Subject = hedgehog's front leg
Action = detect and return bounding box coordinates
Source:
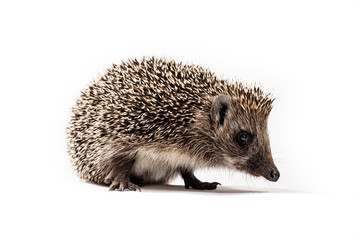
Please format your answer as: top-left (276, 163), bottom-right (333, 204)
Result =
top-left (101, 141), bottom-right (141, 192)
top-left (181, 170), bottom-right (221, 190)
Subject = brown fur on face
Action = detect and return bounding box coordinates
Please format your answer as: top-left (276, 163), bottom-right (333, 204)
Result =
top-left (186, 94), bottom-right (277, 180)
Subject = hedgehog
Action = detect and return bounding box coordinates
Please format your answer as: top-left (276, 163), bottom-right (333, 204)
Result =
top-left (67, 57), bottom-right (279, 191)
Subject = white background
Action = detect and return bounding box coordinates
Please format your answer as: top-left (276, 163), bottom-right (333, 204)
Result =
top-left (1, 0), bottom-right (359, 239)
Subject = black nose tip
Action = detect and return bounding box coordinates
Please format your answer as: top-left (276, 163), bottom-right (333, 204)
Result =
top-left (267, 167), bottom-right (280, 182)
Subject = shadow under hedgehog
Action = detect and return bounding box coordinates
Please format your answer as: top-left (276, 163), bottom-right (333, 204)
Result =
top-left (67, 57), bottom-right (280, 191)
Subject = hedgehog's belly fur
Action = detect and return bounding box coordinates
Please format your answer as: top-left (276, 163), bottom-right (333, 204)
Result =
top-left (131, 147), bottom-right (199, 183)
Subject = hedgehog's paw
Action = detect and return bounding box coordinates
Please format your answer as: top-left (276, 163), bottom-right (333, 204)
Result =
top-left (104, 176), bottom-right (141, 192)
top-left (202, 182), bottom-right (221, 190)
top-left (125, 182), bottom-right (141, 192)
top-left (185, 181), bottom-right (221, 190)
top-left (108, 180), bottom-right (141, 192)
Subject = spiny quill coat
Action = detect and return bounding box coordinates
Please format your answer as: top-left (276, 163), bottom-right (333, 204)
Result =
top-left (67, 57), bottom-right (279, 191)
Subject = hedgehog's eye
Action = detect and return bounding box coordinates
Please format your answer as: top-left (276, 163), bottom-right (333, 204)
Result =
top-left (236, 131), bottom-right (251, 146)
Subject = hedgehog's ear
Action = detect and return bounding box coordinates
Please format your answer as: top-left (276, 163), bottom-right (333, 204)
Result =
top-left (211, 95), bottom-right (232, 129)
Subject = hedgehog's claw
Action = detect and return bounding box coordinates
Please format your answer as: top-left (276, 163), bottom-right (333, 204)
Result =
top-left (127, 182), bottom-right (141, 192)
top-left (118, 182), bottom-right (125, 191)
top-left (109, 182), bottom-right (118, 191)
top-left (204, 182), bottom-right (221, 190)
top-left (104, 178), bottom-right (111, 185)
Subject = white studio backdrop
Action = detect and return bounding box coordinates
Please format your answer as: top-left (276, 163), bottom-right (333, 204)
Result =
top-left (0, 1), bottom-right (359, 240)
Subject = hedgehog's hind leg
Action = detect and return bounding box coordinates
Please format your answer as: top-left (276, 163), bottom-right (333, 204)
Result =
top-left (181, 170), bottom-right (221, 190)
top-left (100, 139), bottom-right (141, 191)
top-left (105, 168), bottom-right (141, 192)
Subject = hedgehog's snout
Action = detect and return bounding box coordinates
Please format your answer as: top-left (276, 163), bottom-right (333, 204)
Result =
top-left (265, 166), bottom-right (280, 182)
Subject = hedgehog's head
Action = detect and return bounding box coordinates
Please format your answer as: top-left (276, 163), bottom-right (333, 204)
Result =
top-left (210, 91), bottom-right (279, 182)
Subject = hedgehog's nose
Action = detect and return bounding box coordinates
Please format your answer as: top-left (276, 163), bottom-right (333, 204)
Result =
top-left (267, 167), bottom-right (280, 182)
